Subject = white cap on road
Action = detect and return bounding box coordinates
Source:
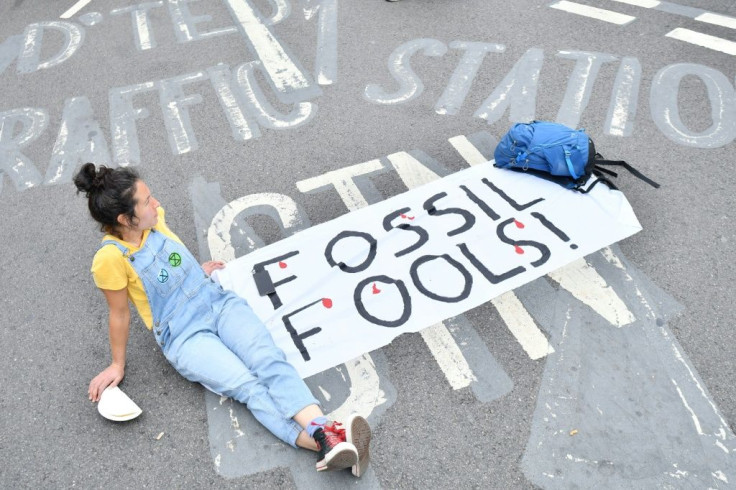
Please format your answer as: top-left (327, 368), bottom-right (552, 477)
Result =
top-left (98, 386), bottom-right (142, 422)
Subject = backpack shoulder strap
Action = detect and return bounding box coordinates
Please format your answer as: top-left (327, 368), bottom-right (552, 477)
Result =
top-left (563, 148), bottom-right (580, 180)
top-left (594, 165), bottom-right (618, 178)
top-left (593, 154), bottom-right (660, 188)
top-left (577, 171), bottom-right (619, 194)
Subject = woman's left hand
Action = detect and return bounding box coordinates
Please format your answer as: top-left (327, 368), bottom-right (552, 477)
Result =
top-left (202, 260), bottom-right (226, 275)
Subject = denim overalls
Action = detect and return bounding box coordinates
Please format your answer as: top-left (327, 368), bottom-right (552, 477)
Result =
top-left (101, 228), bottom-right (318, 446)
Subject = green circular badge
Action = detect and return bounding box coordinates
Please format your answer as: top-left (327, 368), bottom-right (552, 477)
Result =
top-left (168, 252), bottom-right (182, 267)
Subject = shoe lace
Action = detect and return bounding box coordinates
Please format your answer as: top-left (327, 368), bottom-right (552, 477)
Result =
top-left (312, 421), bottom-right (346, 447)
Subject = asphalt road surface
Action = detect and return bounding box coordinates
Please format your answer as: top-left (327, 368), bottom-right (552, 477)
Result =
top-left (1, 0), bottom-right (735, 488)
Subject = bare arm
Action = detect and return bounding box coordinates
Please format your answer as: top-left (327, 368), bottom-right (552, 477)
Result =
top-left (88, 288), bottom-right (130, 402)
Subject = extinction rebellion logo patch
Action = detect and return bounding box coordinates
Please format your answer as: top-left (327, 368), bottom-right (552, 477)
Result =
top-left (168, 252), bottom-right (181, 267)
top-left (158, 269), bottom-right (169, 283)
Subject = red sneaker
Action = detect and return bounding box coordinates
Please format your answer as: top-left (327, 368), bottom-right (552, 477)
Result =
top-left (345, 415), bottom-right (371, 477)
top-left (312, 421), bottom-right (358, 472)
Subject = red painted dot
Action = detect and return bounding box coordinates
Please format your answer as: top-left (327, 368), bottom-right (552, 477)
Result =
top-left (322, 298), bottom-right (333, 308)
top-left (372, 283), bottom-right (381, 294)
top-left (514, 219), bottom-right (525, 229)
top-left (514, 245), bottom-right (524, 254)
top-left (278, 261), bottom-right (287, 268)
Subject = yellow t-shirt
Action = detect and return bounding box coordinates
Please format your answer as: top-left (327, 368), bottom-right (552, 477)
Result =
top-left (91, 207), bottom-right (184, 330)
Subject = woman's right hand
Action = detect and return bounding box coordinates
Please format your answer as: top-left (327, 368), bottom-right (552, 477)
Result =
top-left (88, 363), bottom-right (125, 402)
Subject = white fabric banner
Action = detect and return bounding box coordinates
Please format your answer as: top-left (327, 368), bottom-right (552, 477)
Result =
top-left (214, 163), bottom-right (642, 378)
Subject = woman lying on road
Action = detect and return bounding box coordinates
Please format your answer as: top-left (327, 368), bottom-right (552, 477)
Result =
top-left (75, 163), bottom-right (371, 477)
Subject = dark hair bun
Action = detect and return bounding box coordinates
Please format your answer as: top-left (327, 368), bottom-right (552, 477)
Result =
top-left (74, 163), bottom-right (141, 235)
top-left (74, 163), bottom-right (113, 196)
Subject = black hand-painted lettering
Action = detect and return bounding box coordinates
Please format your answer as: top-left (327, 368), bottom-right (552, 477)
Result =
top-left (457, 243), bottom-right (526, 284)
top-left (324, 230), bottom-right (377, 273)
top-left (281, 299), bottom-right (325, 362)
top-left (382, 208), bottom-right (429, 258)
top-left (252, 250), bottom-right (300, 309)
top-left (253, 270), bottom-right (275, 295)
top-left (482, 178), bottom-right (544, 211)
top-left (460, 184), bottom-right (500, 221)
top-left (496, 218), bottom-right (550, 267)
top-left (531, 212), bottom-right (578, 249)
top-left (353, 275), bottom-right (412, 328)
top-left (423, 192), bottom-right (476, 237)
top-left (410, 254), bottom-right (472, 303)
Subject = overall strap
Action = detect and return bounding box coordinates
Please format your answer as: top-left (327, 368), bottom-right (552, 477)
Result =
top-left (100, 229), bottom-right (161, 259)
top-left (100, 239), bottom-right (128, 255)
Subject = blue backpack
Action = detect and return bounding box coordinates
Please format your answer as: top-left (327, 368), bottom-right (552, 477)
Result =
top-left (494, 121), bottom-right (659, 192)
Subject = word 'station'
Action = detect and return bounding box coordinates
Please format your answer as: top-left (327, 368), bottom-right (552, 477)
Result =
top-left (1, 2), bottom-right (734, 200)
top-left (363, 39), bottom-right (736, 149)
top-left (215, 163), bottom-right (642, 378)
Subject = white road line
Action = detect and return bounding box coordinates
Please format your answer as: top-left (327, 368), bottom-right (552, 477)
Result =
top-left (224, 0), bottom-right (312, 95)
top-left (672, 379), bottom-right (705, 435)
top-left (326, 354), bottom-right (386, 421)
top-left (387, 151), bottom-right (443, 188)
top-left (446, 138), bottom-right (556, 362)
top-left (448, 135), bottom-right (489, 167)
top-left (136, 9), bottom-right (154, 50)
top-left (492, 292), bottom-right (554, 360)
top-left (611, 0), bottom-right (660, 8)
top-left (60, 0), bottom-right (92, 19)
top-left (300, 153), bottom-right (480, 392)
top-left (614, 0), bottom-right (736, 30)
top-left (666, 28), bottom-right (736, 56)
top-left (550, 1), bottom-right (636, 25)
top-left (296, 159), bottom-right (383, 209)
top-left (208, 193), bottom-right (302, 262)
top-left (420, 323), bottom-right (477, 389)
top-left (547, 258), bottom-right (635, 327)
top-left (385, 151), bottom-right (484, 386)
top-left (696, 12), bottom-right (736, 30)
top-left (447, 137), bottom-right (554, 361)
